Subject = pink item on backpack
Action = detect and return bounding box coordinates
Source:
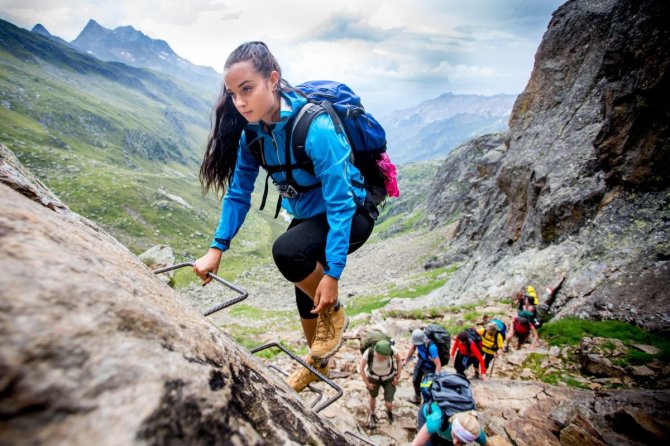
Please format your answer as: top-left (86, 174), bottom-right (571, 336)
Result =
top-left (376, 152), bottom-right (400, 198)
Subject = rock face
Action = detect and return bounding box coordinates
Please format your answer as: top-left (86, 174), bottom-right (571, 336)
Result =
top-left (425, 0), bottom-right (670, 331)
top-left (0, 143), bottom-right (353, 445)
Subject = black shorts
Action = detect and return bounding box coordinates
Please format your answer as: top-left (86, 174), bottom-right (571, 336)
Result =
top-left (272, 207), bottom-right (374, 318)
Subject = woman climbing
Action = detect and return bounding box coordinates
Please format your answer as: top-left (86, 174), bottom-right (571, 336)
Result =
top-left (193, 41), bottom-right (375, 391)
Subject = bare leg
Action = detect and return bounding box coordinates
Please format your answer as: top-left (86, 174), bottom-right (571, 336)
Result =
top-left (295, 261), bottom-right (324, 300)
top-left (296, 262), bottom-right (323, 346)
top-left (300, 317), bottom-right (317, 347)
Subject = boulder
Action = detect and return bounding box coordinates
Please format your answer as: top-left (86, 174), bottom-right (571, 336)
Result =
top-left (505, 419), bottom-right (561, 446)
top-left (139, 245), bottom-right (176, 285)
top-left (0, 146), bottom-right (354, 445)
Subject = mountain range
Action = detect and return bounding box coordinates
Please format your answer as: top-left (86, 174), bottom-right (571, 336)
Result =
top-left (0, 17), bottom-right (285, 278)
top-left (1, 16), bottom-right (519, 283)
top-left (34, 19), bottom-right (220, 93)
top-left (380, 92), bottom-right (516, 163)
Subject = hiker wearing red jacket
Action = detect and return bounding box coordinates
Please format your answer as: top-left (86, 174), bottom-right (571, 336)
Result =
top-left (451, 332), bottom-right (487, 381)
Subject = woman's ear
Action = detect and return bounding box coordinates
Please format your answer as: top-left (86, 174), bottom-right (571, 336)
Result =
top-left (270, 70), bottom-right (280, 90)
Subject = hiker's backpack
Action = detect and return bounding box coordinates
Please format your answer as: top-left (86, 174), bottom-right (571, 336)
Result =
top-left (423, 324), bottom-right (451, 367)
top-left (525, 286), bottom-right (539, 305)
top-left (360, 331), bottom-right (396, 378)
top-left (248, 81), bottom-right (399, 218)
top-left (465, 328), bottom-right (483, 354)
top-left (360, 331), bottom-right (394, 355)
top-left (514, 316), bottom-right (531, 335)
top-left (491, 318), bottom-right (507, 339)
top-left (420, 372), bottom-right (476, 418)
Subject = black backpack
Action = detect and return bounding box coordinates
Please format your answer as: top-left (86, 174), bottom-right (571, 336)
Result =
top-left (421, 372), bottom-right (476, 418)
top-left (424, 324), bottom-right (451, 367)
top-left (465, 328), bottom-right (483, 355)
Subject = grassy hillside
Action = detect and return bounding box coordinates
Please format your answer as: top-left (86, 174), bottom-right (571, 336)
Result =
top-left (0, 18), bottom-right (285, 280)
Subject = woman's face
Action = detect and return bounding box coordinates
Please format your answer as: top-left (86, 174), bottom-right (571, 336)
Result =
top-left (224, 61), bottom-right (279, 123)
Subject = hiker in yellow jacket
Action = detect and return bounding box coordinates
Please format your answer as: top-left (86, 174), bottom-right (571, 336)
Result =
top-left (476, 322), bottom-right (504, 370)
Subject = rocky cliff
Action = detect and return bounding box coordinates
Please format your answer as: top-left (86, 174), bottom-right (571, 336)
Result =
top-left (424, 0), bottom-right (670, 331)
top-left (0, 142), bottom-right (353, 445)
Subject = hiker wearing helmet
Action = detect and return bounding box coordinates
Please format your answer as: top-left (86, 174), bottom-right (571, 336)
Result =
top-left (451, 331), bottom-right (487, 381)
top-left (359, 340), bottom-right (402, 429)
top-left (403, 328), bottom-right (442, 404)
top-left (193, 42), bottom-right (376, 392)
top-left (412, 411), bottom-right (491, 446)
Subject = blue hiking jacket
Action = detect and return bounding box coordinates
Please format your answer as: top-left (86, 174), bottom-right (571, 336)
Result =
top-left (418, 343), bottom-right (439, 369)
top-left (210, 90), bottom-right (368, 279)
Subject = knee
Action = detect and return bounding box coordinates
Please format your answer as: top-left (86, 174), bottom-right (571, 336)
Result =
top-left (272, 239), bottom-right (310, 282)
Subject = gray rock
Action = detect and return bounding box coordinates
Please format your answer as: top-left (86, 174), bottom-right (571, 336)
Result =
top-left (418, 0), bottom-right (670, 331)
top-left (0, 147), bottom-right (353, 445)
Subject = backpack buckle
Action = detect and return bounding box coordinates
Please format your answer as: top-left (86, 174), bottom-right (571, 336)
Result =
top-left (276, 183), bottom-right (299, 199)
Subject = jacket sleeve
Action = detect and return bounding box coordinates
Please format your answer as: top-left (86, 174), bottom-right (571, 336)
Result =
top-left (210, 134), bottom-right (260, 251)
top-left (304, 114), bottom-right (357, 279)
top-left (451, 339), bottom-right (460, 357)
top-left (471, 343), bottom-right (486, 375)
top-left (496, 332), bottom-right (505, 350)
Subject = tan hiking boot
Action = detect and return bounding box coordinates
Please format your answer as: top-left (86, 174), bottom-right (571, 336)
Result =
top-left (287, 356), bottom-right (329, 393)
top-left (310, 304), bottom-right (348, 361)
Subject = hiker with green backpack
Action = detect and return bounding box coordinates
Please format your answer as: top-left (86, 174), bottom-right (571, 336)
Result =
top-left (504, 309), bottom-right (539, 352)
top-left (358, 334), bottom-right (402, 429)
top-left (193, 42), bottom-right (398, 393)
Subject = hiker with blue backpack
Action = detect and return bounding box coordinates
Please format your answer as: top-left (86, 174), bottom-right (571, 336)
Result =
top-left (476, 321), bottom-right (506, 371)
top-left (413, 372), bottom-right (491, 445)
top-left (403, 328), bottom-right (444, 404)
top-left (193, 41), bottom-right (398, 392)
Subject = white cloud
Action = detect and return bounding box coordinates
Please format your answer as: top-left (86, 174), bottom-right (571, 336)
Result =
top-left (0, 0), bottom-right (565, 115)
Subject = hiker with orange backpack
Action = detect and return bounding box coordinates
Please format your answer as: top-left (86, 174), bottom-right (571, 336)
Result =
top-left (451, 331), bottom-right (487, 381)
top-left (193, 42), bottom-right (398, 392)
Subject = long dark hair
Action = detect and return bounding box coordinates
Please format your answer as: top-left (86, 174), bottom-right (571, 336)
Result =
top-left (200, 41), bottom-right (284, 196)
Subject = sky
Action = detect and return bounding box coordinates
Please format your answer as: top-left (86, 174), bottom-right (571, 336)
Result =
top-left (1, 0), bottom-right (565, 115)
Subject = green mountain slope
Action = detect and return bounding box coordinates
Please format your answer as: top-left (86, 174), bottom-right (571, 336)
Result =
top-left (0, 18), bottom-right (285, 281)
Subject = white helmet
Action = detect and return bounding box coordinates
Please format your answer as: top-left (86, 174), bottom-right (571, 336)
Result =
top-left (411, 328), bottom-right (427, 345)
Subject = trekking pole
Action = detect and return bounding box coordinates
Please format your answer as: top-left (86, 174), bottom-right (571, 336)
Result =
top-left (153, 262), bottom-right (248, 316)
top-left (488, 357), bottom-right (495, 378)
top-left (250, 341), bottom-right (343, 413)
top-left (267, 364), bottom-right (324, 409)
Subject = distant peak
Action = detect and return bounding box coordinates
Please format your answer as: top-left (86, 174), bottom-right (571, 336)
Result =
top-left (31, 24), bottom-right (51, 36)
top-left (85, 19), bottom-right (101, 28)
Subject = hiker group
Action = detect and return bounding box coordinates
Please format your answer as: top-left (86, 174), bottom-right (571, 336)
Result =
top-left (354, 285), bottom-right (543, 444)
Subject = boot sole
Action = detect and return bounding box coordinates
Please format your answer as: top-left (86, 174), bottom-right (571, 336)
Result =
top-left (311, 311), bottom-right (349, 362)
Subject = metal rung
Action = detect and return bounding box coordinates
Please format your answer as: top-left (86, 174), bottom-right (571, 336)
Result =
top-left (344, 430), bottom-right (378, 446)
top-left (267, 364), bottom-right (324, 409)
top-left (250, 341), bottom-right (342, 413)
top-left (153, 262), bottom-right (248, 315)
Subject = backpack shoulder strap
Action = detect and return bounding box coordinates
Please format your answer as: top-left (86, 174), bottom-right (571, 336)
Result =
top-left (291, 101), bottom-right (348, 173)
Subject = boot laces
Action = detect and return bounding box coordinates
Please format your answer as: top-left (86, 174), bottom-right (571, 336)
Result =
top-left (314, 310), bottom-right (335, 342)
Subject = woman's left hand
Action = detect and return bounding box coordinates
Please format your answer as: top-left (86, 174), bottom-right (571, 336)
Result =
top-left (311, 275), bottom-right (339, 314)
